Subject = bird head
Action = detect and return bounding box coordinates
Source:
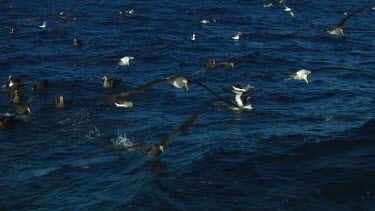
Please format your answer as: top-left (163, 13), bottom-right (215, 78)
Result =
top-left (8, 75), bottom-right (13, 81)
top-left (27, 107), bottom-right (31, 114)
top-left (159, 145), bottom-right (164, 153)
top-left (338, 28), bottom-right (344, 36)
top-left (182, 78), bottom-right (189, 91)
top-left (302, 74), bottom-right (309, 84)
top-left (102, 76), bottom-right (108, 81)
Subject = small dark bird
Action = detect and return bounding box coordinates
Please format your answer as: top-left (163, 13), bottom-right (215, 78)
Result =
top-left (191, 59), bottom-right (234, 76)
top-left (10, 89), bottom-right (23, 104)
top-left (111, 113), bottom-right (198, 156)
top-left (73, 38), bottom-right (82, 47)
top-left (54, 96), bottom-right (65, 108)
top-left (0, 95), bottom-right (38, 116)
top-left (0, 116), bottom-right (15, 129)
top-left (102, 76), bottom-right (120, 88)
top-left (31, 80), bottom-right (49, 91)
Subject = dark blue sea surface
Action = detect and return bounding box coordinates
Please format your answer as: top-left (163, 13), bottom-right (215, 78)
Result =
top-left (1, 0), bottom-right (375, 209)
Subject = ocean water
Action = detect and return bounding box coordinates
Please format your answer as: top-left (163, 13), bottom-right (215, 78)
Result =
top-left (1, 0), bottom-right (374, 209)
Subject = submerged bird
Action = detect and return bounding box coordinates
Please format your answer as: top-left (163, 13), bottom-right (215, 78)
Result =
top-left (38, 21), bottom-right (47, 28)
top-left (69, 45), bottom-right (176, 66)
top-left (31, 80), bottom-right (49, 91)
top-left (54, 96), bottom-right (65, 108)
top-left (73, 38), bottom-right (82, 47)
top-left (0, 95), bottom-right (38, 116)
top-left (284, 6), bottom-right (295, 18)
top-left (326, 6), bottom-right (368, 36)
top-left (102, 76), bottom-right (121, 88)
top-left (250, 67), bottom-right (362, 83)
top-left (0, 115), bottom-right (15, 129)
top-left (110, 113), bottom-right (198, 156)
top-left (105, 76), bottom-right (189, 102)
top-left (232, 32), bottom-right (243, 40)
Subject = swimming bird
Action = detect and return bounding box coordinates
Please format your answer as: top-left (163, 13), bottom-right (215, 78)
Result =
top-left (200, 19), bottom-right (216, 24)
top-left (31, 80), bottom-right (48, 91)
top-left (284, 6), bottom-right (295, 18)
top-left (53, 96), bottom-right (65, 108)
top-left (0, 115), bottom-right (15, 129)
top-left (111, 113), bottom-right (198, 156)
top-left (73, 38), bottom-right (82, 47)
top-left (8, 75), bottom-right (21, 87)
top-left (232, 92), bottom-right (253, 110)
top-left (114, 98), bottom-right (133, 108)
top-left (39, 21), bottom-right (47, 28)
top-left (0, 95), bottom-right (38, 116)
top-left (232, 32), bottom-right (243, 40)
top-left (326, 6), bottom-right (368, 36)
top-left (10, 89), bottom-right (23, 104)
top-left (69, 45), bottom-right (176, 66)
top-left (10, 28), bottom-right (17, 34)
top-left (191, 34), bottom-right (196, 41)
top-left (105, 76), bottom-right (189, 102)
top-left (102, 76), bottom-right (121, 89)
top-left (249, 67), bottom-right (362, 83)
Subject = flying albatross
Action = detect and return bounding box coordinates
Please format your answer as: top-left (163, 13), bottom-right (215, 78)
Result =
top-left (0, 95), bottom-right (38, 116)
top-left (110, 113), bottom-right (198, 156)
top-left (190, 59), bottom-right (234, 76)
top-left (104, 76), bottom-right (189, 105)
top-left (248, 67), bottom-right (362, 83)
top-left (326, 6), bottom-right (369, 36)
top-left (69, 45), bottom-right (176, 66)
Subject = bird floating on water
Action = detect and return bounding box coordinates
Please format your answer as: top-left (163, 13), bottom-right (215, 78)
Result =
top-left (0, 95), bottom-right (38, 116)
top-left (200, 19), bottom-right (216, 24)
top-left (39, 21), bottom-right (47, 28)
top-left (54, 96), bottom-right (65, 108)
top-left (110, 113), bottom-right (198, 156)
top-left (10, 90), bottom-right (23, 104)
top-left (73, 38), bottom-right (82, 47)
top-left (31, 80), bottom-right (49, 91)
top-left (114, 98), bottom-right (133, 108)
top-left (250, 67), bottom-right (362, 84)
top-left (191, 34), bottom-right (196, 41)
top-left (102, 76), bottom-right (121, 89)
top-left (232, 32), bottom-right (243, 40)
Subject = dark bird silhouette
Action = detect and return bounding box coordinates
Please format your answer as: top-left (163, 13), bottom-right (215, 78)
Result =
top-left (326, 6), bottom-right (369, 36)
top-left (111, 113), bottom-right (198, 156)
top-left (0, 95), bottom-right (38, 116)
top-left (0, 116), bottom-right (15, 129)
top-left (31, 80), bottom-right (49, 91)
top-left (190, 59), bottom-right (234, 76)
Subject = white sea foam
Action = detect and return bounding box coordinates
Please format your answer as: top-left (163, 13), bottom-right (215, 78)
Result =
top-left (111, 132), bottom-right (133, 147)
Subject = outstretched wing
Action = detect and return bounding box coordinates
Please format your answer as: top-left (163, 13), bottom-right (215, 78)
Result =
top-left (250, 70), bottom-right (295, 77)
top-left (27, 95), bottom-right (39, 105)
top-left (159, 113), bottom-right (198, 146)
top-left (337, 6), bottom-right (368, 27)
top-left (69, 56), bottom-right (121, 66)
top-left (104, 78), bottom-right (170, 101)
top-left (190, 80), bottom-right (236, 107)
top-left (111, 144), bottom-right (153, 151)
top-left (133, 44), bottom-right (177, 58)
top-left (311, 67), bottom-right (362, 73)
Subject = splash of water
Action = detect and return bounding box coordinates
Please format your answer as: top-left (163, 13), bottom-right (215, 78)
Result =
top-left (111, 132), bottom-right (133, 147)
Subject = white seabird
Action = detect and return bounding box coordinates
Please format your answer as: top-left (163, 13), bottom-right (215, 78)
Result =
top-left (232, 32), bottom-right (243, 40)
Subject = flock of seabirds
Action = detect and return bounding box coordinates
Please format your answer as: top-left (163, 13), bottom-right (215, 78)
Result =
top-left (1, 1), bottom-right (374, 156)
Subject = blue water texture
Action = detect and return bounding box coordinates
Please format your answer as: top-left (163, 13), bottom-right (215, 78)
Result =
top-left (1, 0), bottom-right (375, 209)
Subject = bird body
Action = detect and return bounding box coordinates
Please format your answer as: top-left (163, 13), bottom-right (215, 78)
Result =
top-left (114, 98), bottom-right (133, 108)
top-left (232, 32), bottom-right (243, 40)
top-left (31, 80), bottom-right (49, 91)
top-left (102, 76), bottom-right (120, 88)
top-left (39, 21), bottom-right (47, 28)
top-left (54, 96), bottom-right (64, 108)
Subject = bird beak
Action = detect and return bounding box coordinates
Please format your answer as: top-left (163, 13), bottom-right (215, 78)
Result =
top-left (184, 82), bottom-right (189, 91)
top-left (160, 145), bottom-right (164, 153)
top-left (27, 107), bottom-right (31, 113)
top-left (304, 78), bottom-right (309, 84)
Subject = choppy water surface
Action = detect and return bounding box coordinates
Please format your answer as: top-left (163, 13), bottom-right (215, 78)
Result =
top-left (1, 0), bottom-right (374, 209)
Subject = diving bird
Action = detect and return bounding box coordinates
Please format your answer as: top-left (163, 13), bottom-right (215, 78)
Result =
top-left (232, 32), bottom-right (243, 40)
top-left (326, 6), bottom-right (368, 36)
top-left (110, 113), bottom-right (198, 156)
top-left (102, 76), bottom-right (121, 89)
top-left (31, 80), bottom-right (49, 91)
top-left (105, 76), bottom-right (189, 102)
top-left (54, 96), bottom-right (65, 108)
top-left (0, 95), bottom-right (38, 116)
top-left (284, 6), bottom-right (295, 18)
top-left (249, 67), bottom-right (362, 83)
top-left (69, 45), bottom-right (176, 66)
top-left (0, 115), bottom-right (15, 129)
